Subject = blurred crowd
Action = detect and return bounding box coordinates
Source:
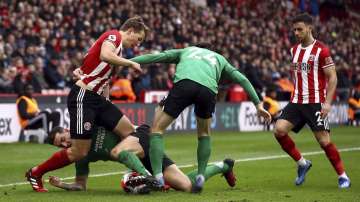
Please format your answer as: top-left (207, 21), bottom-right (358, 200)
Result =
top-left (0, 0), bottom-right (359, 102)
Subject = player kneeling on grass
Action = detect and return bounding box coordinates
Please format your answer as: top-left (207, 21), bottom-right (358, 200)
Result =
top-left (46, 124), bottom-right (236, 193)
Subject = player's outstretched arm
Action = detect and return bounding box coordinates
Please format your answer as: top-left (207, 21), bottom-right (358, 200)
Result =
top-left (130, 49), bottom-right (182, 64)
top-left (49, 175), bottom-right (87, 191)
top-left (100, 41), bottom-right (142, 73)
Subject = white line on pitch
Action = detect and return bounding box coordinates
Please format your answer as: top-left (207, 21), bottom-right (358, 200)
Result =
top-left (1, 147), bottom-right (359, 188)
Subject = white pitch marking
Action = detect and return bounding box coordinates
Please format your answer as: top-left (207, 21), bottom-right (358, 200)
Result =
top-left (1, 147), bottom-right (359, 188)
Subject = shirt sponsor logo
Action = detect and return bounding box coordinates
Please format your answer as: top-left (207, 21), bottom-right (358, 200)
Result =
top-left (292, 62), bottom-right (311, 73)
top-left (94, 127), bottom-right (106, 152)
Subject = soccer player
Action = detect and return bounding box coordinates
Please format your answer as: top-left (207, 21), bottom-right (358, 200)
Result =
top-left (130, 43), bottom-right (272, 192)
top-left (273, 13), bottom-right (350, 188)
top-left (45, 124), bottom-right (236, 193)
top-left (25, 16), bottom-right (150, 192)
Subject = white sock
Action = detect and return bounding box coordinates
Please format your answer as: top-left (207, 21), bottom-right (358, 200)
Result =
top-left (155, 173), bottom-right (164, 185)
top-left (339, 172), bottom-right (349, 179)
top-left (196, 174), bottom-right (205, 183)
top-left (297, 157), bottom-right (307, 166)
top-left (145, 169), bottom-right (152, 176)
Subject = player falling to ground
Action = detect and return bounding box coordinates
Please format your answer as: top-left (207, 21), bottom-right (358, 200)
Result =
top-left (273, 13), bottom-right (350, 188)
top-left (46, 124), bottom-right (236, 193)
top-left (130, 43), bottom-right (272, 193)
top-left (25, 16), bottom-right (154, 192)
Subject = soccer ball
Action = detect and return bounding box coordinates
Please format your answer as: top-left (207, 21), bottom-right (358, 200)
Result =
top-left (121, 171), bottom-right (151, 194)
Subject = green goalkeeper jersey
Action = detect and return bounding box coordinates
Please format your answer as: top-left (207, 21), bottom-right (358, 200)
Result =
top-left (131, 47), bottom-right (260, 104)
top-left (75, 127), bottom-right (120, 176)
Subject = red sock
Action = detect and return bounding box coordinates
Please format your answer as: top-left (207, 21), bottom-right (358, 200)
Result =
top-left (32, 149), bottom-right (72, 177)
top-left (275, 134), bottom-right (302, 161)
top-left (322, 143), bottom-right (345, 175)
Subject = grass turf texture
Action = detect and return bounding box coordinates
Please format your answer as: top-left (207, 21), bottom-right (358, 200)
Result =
top-left (0, 126), bottom-right (359, 202)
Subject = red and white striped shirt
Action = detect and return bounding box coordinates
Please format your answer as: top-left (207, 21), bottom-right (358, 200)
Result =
top-left (80, 30), bottom-right (122, 95)
top-left (290, 40), bottom-right (334, 104)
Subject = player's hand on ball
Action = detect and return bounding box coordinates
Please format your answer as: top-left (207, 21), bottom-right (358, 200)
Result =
top-left (256, 102), bottom-right (272, 124)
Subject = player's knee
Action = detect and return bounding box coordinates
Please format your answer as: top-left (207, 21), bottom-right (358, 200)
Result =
top-left (77, 150), bottom-right (88, 160)
top-left (182, 181), bottom-right (193, 192)
top-left (319, 140), bottom-right (331, 148)
top-left (151, 125), bottom-right (165, 134)
top-left (167, 178), bottom-right (192, 192)
top-left (274, 126), bottom-right (287, 137)
top-left (67, 148), bottom-right (88, 161)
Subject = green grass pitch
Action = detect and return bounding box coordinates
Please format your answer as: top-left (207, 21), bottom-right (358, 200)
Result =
top-left (0, 126), bottom-right (359, 202)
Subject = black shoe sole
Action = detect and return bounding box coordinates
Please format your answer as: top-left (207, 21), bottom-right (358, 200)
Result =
top-left (143, 176), bottom-right (163, 191)
top-left (191, 185), bottom-right (203, 193)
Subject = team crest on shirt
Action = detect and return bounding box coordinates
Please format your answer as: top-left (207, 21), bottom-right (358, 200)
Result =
top-left (308, 55), bottom-right (315, 61)
top-left (84, 122), bottom-right (92, 131)
top-left (325, 57), bottom-right (333, 65)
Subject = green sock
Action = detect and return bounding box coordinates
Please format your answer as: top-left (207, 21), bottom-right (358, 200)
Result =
top-left (149, 133), bottom-right (164, 177)
top-left (118, 150), bottom-right (149, 176)
top-left (187, 162), bottom-right (230, 184)
top-left (197, 136), bottom-right (211, 176)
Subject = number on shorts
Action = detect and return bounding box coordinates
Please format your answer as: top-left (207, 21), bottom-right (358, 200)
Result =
top-left (315, 111), bottom-right (330, 130)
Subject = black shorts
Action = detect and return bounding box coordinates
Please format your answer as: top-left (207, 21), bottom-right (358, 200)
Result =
top-left (279, 103), bottom-right (330, 133)
top-left (68, 85), bottom-right (123, 139)
top-left (131, 125), bottom-right (174, 174)
top-left (159, 79), bottom-right (216, 119)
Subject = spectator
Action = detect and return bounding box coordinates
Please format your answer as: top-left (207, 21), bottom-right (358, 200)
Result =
top-left (43, 56), bottom-right (65, 89)
top-left (0, 68), bottom-right (14, 92)
top-left (12, 67), bottom-right (42, 94)
top-left (263, 86), bottom-right (281, 130)
top-left (151, 68), bottom-right (169, 90)
top-left (131, 66), bottom-right (151, 101)
top-left (348, 85), bottom-right (360, 126)
top-left (337, 64), bottom-right (351, 101)
top-left (16, 84), bottom-right (61, 134)
top-left (275, 72), bottom-right (294, 101)
top-left (33, 57), bottom-right (49, 90)
top-left (110, 69), bottom-right (137, 102)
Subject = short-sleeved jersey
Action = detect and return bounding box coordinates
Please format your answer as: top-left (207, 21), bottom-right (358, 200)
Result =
top-left (290, 40), bottom-right (334, 104)
top-left (132, 47), bottom-right (239, 94)
top-left (80, 30), bottom-right (123, 95)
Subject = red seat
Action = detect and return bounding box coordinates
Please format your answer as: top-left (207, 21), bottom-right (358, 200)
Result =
top-left (228, 84), bottom-right (248, 102)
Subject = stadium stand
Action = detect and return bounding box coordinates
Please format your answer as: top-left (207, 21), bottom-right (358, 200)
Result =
top-left (0, 0), bottom-right (359, 101)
